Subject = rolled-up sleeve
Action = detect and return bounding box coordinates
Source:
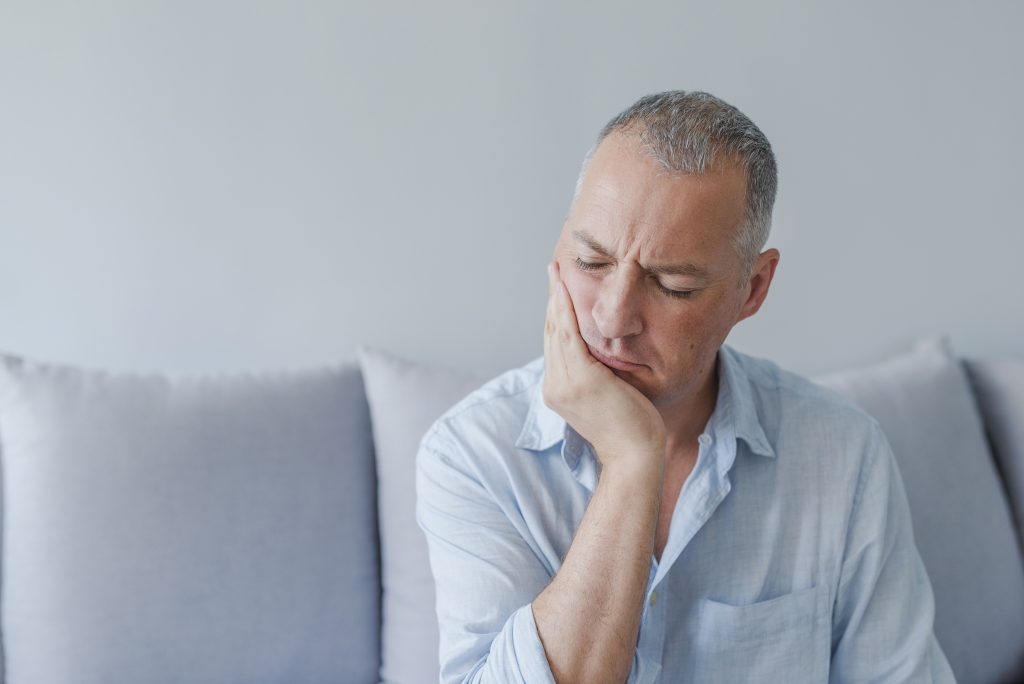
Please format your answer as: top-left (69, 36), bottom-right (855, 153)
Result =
top-left (829, 423), bottom-right (957, 683)
top-left (415, 432), bottom-right (556, 684)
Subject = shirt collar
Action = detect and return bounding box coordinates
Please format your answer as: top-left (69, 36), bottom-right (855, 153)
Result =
top-left (514, 343), bottom-right (775, 460)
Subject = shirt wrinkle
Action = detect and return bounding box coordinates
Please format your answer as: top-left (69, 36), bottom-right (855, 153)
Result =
top-left (418, 342), bottom-right (957, 684)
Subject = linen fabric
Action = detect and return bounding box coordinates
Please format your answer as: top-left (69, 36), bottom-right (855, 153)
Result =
top-left (417, 342), bottom-right (956, 683)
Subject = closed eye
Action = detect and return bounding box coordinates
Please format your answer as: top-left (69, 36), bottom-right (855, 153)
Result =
top-left (656, 283), bottom-right (697, 299)
top-left (573, 256), bottom-right (604, 273)
top-left (573, 257), bottom-right (697, 299)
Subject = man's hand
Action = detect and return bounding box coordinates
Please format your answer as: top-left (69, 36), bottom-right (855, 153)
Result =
top-left (543, 259), bottom-right (667, 470)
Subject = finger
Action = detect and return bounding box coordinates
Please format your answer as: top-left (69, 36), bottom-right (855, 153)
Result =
top-left (545, 261), bottom-right (557, 341)
top-left (553, 267), bottom-right (587, 357)
top-left (544, 262), bottom-right (555, 343)
top-left (544, 309), bottom-right (568, 384)
top-left (552, 273), bottom-right (599, 387)
top-left (543, 260), bottom-right (568, 382)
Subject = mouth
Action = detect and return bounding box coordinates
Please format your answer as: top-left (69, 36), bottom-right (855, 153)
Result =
top-left (587, 345), bottom-right (645, 372)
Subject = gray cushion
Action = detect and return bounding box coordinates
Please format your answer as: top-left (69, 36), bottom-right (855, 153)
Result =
top-left (356, 346), bottom-right (488, 684)
top-left (0, 353), bottom-right (380, 684)
top-left (812, 335), bottom-right (1024, 684)
top-left (963, 356), bottom-right (1024, 551)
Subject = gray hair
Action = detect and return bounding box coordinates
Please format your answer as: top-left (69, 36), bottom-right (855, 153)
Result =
top-left (572, 90), bottom-right (777, 287)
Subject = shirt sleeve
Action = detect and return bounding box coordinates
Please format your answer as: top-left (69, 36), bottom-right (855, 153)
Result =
top-left (415, 431), bottom-right (557, 684)
top-left (829, 422), bottom-right (958, 683)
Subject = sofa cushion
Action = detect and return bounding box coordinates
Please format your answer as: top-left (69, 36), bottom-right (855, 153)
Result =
top-left (356, 346), bottom-right (488, 684)
top-left (963, 356), bottom-right (1024, 551)
top-left (0, 353), bottom-right (380, 684)
top-left (812, 335), bottom-right (1024, 684)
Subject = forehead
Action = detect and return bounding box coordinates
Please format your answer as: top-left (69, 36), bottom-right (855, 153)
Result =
top-left (571, 132), bottom-right (747, 260)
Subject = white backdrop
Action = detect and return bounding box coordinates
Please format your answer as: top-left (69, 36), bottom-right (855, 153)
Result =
top-left (1, 0), bottom-right (1020, 378)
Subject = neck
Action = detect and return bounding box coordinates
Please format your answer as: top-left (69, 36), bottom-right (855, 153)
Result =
top-left (659, 351), bottom-right (720, 460)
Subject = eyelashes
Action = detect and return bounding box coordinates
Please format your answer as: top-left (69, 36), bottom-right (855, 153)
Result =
top-left (573, 256), bottom-right (602, 272)
top-left (572, 257), bottom-right (696, 300)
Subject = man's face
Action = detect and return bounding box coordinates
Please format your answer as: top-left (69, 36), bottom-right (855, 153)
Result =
top-left (552, 130), bottom-right (776, 408)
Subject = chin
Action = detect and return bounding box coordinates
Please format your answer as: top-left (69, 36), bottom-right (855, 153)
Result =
top-left (616, 368), bottom-right (659, 398)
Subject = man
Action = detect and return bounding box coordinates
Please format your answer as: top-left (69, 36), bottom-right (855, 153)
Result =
top-left (416, 90), bottom-right (956, 683)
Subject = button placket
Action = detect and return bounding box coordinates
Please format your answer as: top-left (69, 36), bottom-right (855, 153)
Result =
top-left (649, 432), bottom-right (731, 590)
top-left (636, 593), bottom-right (663, 676)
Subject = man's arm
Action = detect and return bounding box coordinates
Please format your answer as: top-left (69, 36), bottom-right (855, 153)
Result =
top-left (829, 422), bottom-right (957, 683)
top-left (534, 259), bottom-right (668, 682)
top-left (532, 451), bottom-right (661, 683)
top-left (415, 259), bottom-right (668, 683)
top-left (415, 436), bottom-right (555, 684)
top-left (415, 432), bottom-right (663, 684)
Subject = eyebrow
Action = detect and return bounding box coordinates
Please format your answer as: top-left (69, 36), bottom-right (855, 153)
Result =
top-left (572, 229), bottom-right (711, 280)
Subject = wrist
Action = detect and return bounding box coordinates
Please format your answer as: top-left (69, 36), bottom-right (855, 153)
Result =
top-left (598, 444), bottom-right (665, 483)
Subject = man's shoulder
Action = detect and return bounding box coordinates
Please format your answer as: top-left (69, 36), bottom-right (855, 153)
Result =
top-left (726, 345), bottom-right (884, 446)
top-left (725, 346), bottom-right (891, 508)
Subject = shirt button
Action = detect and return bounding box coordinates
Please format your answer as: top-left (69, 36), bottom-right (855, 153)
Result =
top-left (648, 590), bottom-right (658, 607)
top-left (698, 434), bottom-right (712, 447)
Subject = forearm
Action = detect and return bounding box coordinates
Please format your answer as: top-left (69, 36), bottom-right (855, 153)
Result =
top-left (532, 456), bottom-right (662, 684)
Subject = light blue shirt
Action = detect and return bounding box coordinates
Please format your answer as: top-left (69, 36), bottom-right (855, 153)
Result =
top-left (415, 343), bottom-right (956, 683)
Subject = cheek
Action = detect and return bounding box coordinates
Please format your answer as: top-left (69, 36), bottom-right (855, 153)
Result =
top-left (657, 310), bottom-right (714, 356)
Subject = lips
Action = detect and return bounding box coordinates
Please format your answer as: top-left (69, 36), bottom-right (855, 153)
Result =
top-left (587, 346), bottom-right (644, 371)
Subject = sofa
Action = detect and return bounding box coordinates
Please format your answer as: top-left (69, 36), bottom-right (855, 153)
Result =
top-left (0, 334), bottom-right (1021, 683)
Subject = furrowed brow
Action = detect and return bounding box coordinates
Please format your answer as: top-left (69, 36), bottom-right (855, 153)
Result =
top-left (572, 229), bottom-right (613, 257)
top-left (647, 262), bottom-right (710, 278)
top-left (571, 229), bottom-right (710, 280)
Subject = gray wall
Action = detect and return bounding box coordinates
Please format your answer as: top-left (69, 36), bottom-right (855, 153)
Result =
top-left (1, 0), bottom-right (1020, 378)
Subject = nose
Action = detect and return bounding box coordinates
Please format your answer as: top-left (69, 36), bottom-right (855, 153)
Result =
top-left (591, 266), bottom-right (644, 340)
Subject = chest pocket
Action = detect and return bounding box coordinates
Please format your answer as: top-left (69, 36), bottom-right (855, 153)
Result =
top-left (693, 583), bottom-right (831, 683)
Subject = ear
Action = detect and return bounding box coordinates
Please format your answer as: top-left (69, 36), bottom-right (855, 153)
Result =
top-left (735, 249), bottom-right (780, 324)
